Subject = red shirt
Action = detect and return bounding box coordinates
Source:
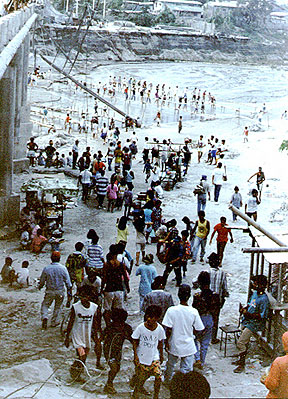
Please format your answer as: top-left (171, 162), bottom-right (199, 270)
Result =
top-left (213, 223), bottom-right (231, 243)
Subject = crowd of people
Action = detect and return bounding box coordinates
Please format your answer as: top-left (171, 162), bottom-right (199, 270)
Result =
top-left (1, 68), bottom-right (281, 398)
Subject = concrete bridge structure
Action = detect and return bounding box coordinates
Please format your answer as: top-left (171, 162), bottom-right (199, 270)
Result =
top-left (0, 6), bottom-right (37, 225)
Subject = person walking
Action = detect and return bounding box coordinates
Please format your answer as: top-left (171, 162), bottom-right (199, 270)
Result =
top-left (72, 140), bottom-right (79, 169)
top-left (247, 167), bottom-right (265, 200)
top-left (39, 251), bottom-right (72, 329)
top-left (136, 254), bottom-right (157, 311)
top-left (191, 211), bottom-right (210, 264)
top-left (195, 175), bottom-right (210, 213)
top-left (178, 116), bottom-right (183, 134)
top-left (193, 271), bottom-right (220, 369)
top-left (230, 186), bottom-right (242, 221)
top-left (245, 188), bottom-right (261, 222)
top-left (64, 285), bottom-right (101, 380)
top-left (132, 305), bottom-right (165, 399)
top-left (162, 284), bottom-right (204, 384)
top-left (101, 244), bottom-right (130, 326)
top-left (209, 217), bottom-right (233, 267)
top-left (107, 178), bottom-right (118, 213)
top-left (212, 162), bottom-right (224, 203)
top-left (79, 166), bottom-right (92, 202)
top-left (86, 232), bottom-right (104, 276)
top-left (142, 276), bottom-right (174, 323)
top-left (96, 170), bottom-right (109, 209)
top-left (207, 252), bottom-right (229, 344)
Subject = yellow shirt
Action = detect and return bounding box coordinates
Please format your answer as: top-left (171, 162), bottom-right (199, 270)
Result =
top-left (196, 220), bottom-right (208, 239)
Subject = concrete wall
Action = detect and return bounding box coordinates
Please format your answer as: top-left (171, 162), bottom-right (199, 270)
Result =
top-left (0, 6), bottom-right (36, 225)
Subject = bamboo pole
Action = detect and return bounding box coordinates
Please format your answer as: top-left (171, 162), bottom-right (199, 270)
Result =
top-left (243, 247), bottom-right (288, 253)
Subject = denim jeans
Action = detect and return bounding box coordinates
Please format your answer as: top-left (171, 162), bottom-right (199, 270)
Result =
top-left (194, 314), bottom-right (213, 365)
top-left (192, 236), bottom-right (207, 260)
top-left (214, 184), bottom-right (222, 202)
top-left (41, 290), bottom-right (65, 324)
top-left (232, 206), bottom-right (239, 221)
top-left (197, 194), bottom-right (207, 213)
top-left (164, 353), bottom-right (194, 382)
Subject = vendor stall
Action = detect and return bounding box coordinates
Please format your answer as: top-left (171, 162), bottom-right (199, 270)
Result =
top-left (21, 177), bottom-right (79, 230)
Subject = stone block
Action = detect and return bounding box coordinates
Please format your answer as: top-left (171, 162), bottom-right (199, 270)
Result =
top-left (0, 194), bottom-right (20, 226)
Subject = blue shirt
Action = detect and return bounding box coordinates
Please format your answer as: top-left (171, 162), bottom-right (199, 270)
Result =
top-left (242, 291), bottom-right (270, 333)
top-left (39, 262), bottom-right (72, 292)
top-left (144, 208), bottom-right (152, 223)
top-left (136, 264), bottom-right (157, 296)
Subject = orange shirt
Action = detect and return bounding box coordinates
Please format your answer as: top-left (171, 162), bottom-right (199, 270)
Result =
top-left (213, 223), bottom-right (231, 243)
top-left (265, 354), bottom-right (288, 398)
top-left (31, 235), bottom-right (47, 253)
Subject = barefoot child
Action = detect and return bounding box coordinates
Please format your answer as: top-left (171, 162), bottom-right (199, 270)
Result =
top-left (64, 285), bottom-right (102, 380)
top-left (132, 305), bottom-right (165, 399)
top-left (103, 308), bottom-right (133, 394)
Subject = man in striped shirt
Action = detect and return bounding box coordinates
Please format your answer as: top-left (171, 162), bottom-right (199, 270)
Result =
top-left (207, 252), bottom-right (229, 344)
top-left (96, 170), bottom-right (109, 209)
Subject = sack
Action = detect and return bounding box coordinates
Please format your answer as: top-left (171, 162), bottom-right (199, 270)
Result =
top-left (193, 184), bottom-right (205, 195)
top-left (223, 175), bottom-right (227, 182)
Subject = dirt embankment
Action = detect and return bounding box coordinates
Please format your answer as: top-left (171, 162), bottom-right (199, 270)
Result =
top-left (39, 24), bottom-right (288, 66)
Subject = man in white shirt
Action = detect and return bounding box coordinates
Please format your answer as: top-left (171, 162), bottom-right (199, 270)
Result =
top-left (212, 162), bottom-right (224, 203)
top-left (162, 284), bottom-right (204, 383)
top-left (80, 166), bottom-right (92, 202)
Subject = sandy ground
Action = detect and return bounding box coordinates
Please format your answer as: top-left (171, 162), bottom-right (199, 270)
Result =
top-left (0, 60), bottom-right (288, 398)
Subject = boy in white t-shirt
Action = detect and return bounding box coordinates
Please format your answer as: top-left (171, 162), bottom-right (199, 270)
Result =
top-left (65, 285), bottom-right (101, 380)
top-left (16, 261), bottom-right (29, 287)
top-left (132, 305), bottom-right (165, 399)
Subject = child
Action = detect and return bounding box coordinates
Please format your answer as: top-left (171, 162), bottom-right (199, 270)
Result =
top-left (103, 308), bottom-right (133, 394)
top-left (123, 187), bottom-right (133, 218)
top-left (181, 230), bottom-right (191, 278)
top-left (64, 285), bottom-right (102, 380)
top-left (143, 159), bottom-right (153, 183)
top-left (16, 261), bottom-right (29, 287)
top-left (31, 228), bottom-right (48, 254)
top-left (132, 305), bottom-right (165, 399)
top-left (1, 257), bottom-right (16, 286)
top-left (116, 179), bottom-right (126, 211)
top-left (107, 179), bottom-right (118, 213)
top-left (116, 216), bottom-right (129, 244)
top-left (245, 188), bottom-right (261, 222)
top-left (133, 215), bottom-right (146, 266)
top-left (65, 242), bottom-right (87, 287)
top-left (136, 254), bottom-right (157, 311)
top-left (20, 224), bottom-right (31, 250)
top-left (230, 186), bottom-right (242, 221)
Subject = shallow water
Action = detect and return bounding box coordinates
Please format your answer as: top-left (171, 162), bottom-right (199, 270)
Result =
top-left (84, 62), bottom-right (288, 125)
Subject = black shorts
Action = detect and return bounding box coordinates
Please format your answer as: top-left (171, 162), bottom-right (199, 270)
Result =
top-left (246, 212), bottom-right (256, 218)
